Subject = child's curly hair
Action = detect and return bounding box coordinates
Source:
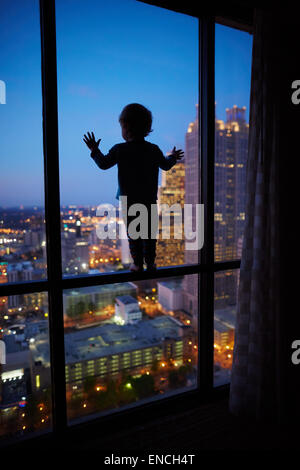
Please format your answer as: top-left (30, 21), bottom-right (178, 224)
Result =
top-left (119, 103), bottom-right (153, 138)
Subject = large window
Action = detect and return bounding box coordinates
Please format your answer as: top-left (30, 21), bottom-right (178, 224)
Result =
top-left (0, 0), bottom-right (253, 447)
top-left (63, 275), bottom-right (198, 423)
top-left (0, 0), bottom-right (47, 282)
top-left (214, 24), bottom-right (252, 263)
top-left (0, 293), bottom-right (52, 439)
top-left (213, 24), bottom-right (252, 386)
top-left (56, 0), bottom-right (199, 275)
top-left (214, 269), bottom-right (239, 386)
top-left (0, 0), bottom-right (51, 443)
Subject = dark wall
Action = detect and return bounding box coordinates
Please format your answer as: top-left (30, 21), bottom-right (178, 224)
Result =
top-left (276, 7), bottom-right (300, 419)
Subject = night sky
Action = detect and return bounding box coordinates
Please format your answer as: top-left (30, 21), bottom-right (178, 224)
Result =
top-left (0, 0), bottom-right (252, 206)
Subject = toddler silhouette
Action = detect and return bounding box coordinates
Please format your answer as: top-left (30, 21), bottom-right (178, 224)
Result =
top-left (83, 103), bottom-right (183, 272)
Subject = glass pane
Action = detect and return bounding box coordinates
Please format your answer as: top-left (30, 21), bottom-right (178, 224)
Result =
top-left (0, 0), bottom-right (47, 281)
top-left (214, 24), bottom-right (252, 261)
top-left (0, 292), bottom-right (52, 442)
top-left (63, 275), bottom-right (198, 424)
top-left (56, 0), bottom-right (199, 276)
top-left (214, 269), bottom-right (239, 386)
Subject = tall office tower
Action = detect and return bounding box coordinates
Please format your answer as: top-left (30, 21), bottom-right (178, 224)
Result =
top-left (24, 229), bottom-right (44, 250)
top-left (74, 218), bottom-right (89, 273)
top-left (155, 157), bottom-right (185, 267)
top-left (61, 218), bottom-right (89, 274)
top-left (214, 105), bottom-right (249, 307)
top-left (7, 262), bottom-right (34, 308)
top-left (182, 105), bottom-right (249, 314)
top-left (182, 106), bottom-right (199, 325)
top-left (215, 105), bottom-right (248, 261)
top-left (61, 230), bottom-right (76, 274)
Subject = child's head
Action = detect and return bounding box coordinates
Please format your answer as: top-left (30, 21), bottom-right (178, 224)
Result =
top-left (119, 103), bottom-right (153, 141)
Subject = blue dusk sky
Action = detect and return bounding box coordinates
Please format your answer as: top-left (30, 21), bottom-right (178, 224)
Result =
top-left (0, 0), bottom-right (253, 207)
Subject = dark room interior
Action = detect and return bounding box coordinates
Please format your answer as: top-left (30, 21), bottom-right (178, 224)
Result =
top-left (0, 0), bottom-right (300, 457)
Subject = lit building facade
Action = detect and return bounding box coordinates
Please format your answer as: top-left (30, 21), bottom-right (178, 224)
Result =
top-left (63, 282), bottom-right (137, 319)
top-left (182, 105), bottom-right (248, 314)
top-left (182, 106), bottom-right (199, 325)
top-left (29, 316), bottom-right (190, 392)
top-left (156, 157), bottom-right (185, 267)
top-left (214, 105), bottom-right (248, 307)
top-left (115, 295), bottom-right (142, 324)
top-left (61, 217), bottom-right (89, 274)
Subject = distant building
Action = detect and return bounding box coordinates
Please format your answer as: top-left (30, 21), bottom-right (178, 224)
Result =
top-left (74, 218), bottom-right (89, 272)
top-left (7, 261), bottom-right (33, 283)
top-left (30, 316), bottom-right (190, 391)
top-left (61, 217), bottom-right (89, 274)
top-left (24, 229), bottom-right (44, 249)
top-left (157, 278), bottom-right (183, 311)
top-left (0, 334), bottom-right (31, 409)
top-left (115, 295), bottom-right (142, 324)
top-left (7, 262), bottom-right (34, 309)
top-left (214, 306), bottom-right (236, 347)
top-left (182, 106), bottom-right (199, 324)
top-left (215, 105), bottom-right (248, 262)
top-left (156, 156), bottom-right (185, 267)
top-left (214, 105), bottom-right (248, 307)
top-left (182, 104), bottom-right (249, 315)
top-left (63, 282), bottom-right (137, 318)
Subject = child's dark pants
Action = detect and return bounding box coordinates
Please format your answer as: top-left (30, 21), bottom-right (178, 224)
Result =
top-left (123, 200), bottom-right (158, 267)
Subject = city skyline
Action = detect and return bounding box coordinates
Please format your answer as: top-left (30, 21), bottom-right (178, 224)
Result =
top-left (0, 0), bottom-right (253, 443)
top-left (0, 102), bottom-right (247, 434)
top-left (0, 0), bottom-right (252, 206)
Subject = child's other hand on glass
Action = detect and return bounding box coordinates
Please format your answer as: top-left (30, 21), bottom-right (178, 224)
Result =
top-left (83, 132), bottom-right (101, 151)
top-left (171, 146), bottom-right (184, 161)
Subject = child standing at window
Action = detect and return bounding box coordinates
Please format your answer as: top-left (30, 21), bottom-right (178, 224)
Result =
top-left (83, 103), bottom-right (183, 272)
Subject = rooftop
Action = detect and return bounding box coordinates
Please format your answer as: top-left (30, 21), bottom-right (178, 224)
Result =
top-left (157, 278), bottom-right (183, 291)
top-left (214, 307), bottom-right (236, 330)
top-left (115, 295), bottom-right (138, 305)
top-left (31, 315), bottom-right (188, 365)
top-left (63, 282), bottom-right (137, 297)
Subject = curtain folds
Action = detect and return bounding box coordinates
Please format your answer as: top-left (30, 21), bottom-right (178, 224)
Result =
top-left (229, 8), bottom-right (283, 421)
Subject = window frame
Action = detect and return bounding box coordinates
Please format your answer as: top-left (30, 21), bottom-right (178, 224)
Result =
top-left (0, 0), bottom-right (251, 446)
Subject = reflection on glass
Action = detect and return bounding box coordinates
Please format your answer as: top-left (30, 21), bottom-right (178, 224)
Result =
top-left (0, 293), bottom-right (51, 441)
top-left (214, 24), bottom-right (252, 261)
top-left (0, 1), bottom-right (47, 282)
top-left (214, 269), bottom-right (239, 386)
top-left (56, 0), bottom-right (198, 276)
top-left (63, 275), bottom-right (198, 423)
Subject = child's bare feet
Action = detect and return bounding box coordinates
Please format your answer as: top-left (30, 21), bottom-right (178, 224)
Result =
top-left (129, 263), bottom-right (143, 272)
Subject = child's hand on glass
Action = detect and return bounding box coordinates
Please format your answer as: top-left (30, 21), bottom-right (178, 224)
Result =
top-left (83, 132), bottom-right (101, 151)
top-left (171, 146), bottom-right (184, 161)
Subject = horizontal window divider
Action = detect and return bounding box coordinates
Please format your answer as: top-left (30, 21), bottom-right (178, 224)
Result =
top-left (61, 260), bottom-right (241, 290)
top-left (213, 259), bottom-right (241, 272)
top-left (0, 260), bottom-right (241, 297)
top-left (61, 264), bottom-right (206, 289)
top-left (0, 279), bottom-right (48, 297)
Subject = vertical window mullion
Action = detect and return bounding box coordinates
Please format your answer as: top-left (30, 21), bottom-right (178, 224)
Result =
top-left (199, 16), bottom-right (215, 392)
top-left (40, 0), bottom-right (67, 434)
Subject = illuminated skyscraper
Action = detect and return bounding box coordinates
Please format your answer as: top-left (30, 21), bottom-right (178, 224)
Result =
top-left (185, 104), bottom-right (200, 267)
top-left (183, 106), bottom-right (199, 325)
top-left (156, 157), bottom-right (185, 267)
top-left (7, 261), bottom-right (33, 308)
top-left (214, 105), bottom-right (248, 307)
top-left (61, 217), bottom-right (89, 274)
top-left (182, 105), bottom-right (248, 314)
top-left (215, 105), bottom-right (248, 262)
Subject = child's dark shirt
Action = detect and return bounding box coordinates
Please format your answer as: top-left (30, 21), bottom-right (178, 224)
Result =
top-left (91, 139), bottom-right (176, 203)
